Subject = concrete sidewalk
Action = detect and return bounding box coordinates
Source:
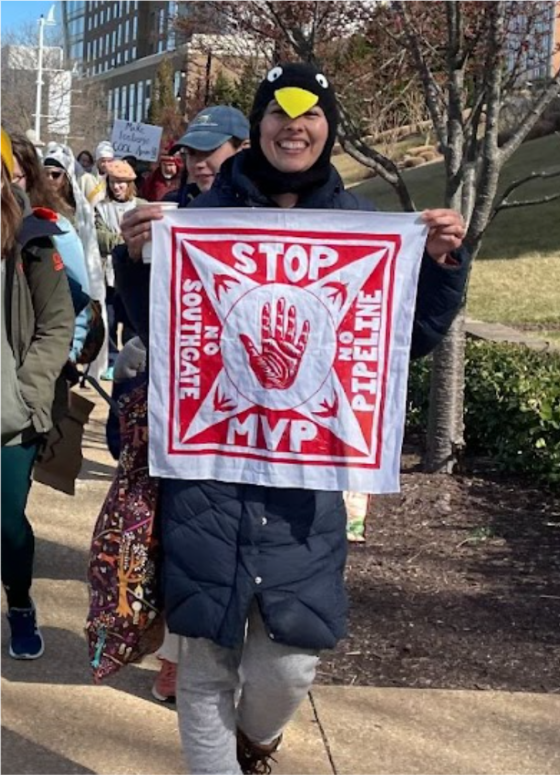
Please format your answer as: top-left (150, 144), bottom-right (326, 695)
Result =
top-left (2, 392), bottom-right (559, 775)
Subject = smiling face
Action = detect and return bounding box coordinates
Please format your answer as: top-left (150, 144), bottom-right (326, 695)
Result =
top-left (109, 177), bottom-right (130, 201)
top-left (185, 140), bottom-right (239, 192)
top-left (259, 101), bottom-right (329, 175)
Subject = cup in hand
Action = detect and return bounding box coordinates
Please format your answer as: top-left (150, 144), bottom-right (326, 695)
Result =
top-left (141, 202), bottom-right (179, 263)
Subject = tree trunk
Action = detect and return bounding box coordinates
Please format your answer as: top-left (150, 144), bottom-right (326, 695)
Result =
top-left (424, 311), bottom-right (466, 473)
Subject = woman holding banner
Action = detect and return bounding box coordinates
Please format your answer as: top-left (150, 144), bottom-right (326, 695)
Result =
top-left (115, 63), bottom-right (467, 775)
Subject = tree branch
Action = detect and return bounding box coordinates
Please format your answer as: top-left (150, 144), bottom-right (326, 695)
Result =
top-left (337, 103), bottom-right (415, 212)
top-left (499, 67), bottom-right (560, 163)
top-left (489, 169), bottom-right (560, 221)
top-left (393, 1), bottom-right (447, 148)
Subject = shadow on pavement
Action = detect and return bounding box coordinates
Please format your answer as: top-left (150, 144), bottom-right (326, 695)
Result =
top-left (78, 456), bottom-right (116, 482)
top-left (1, 625), bottom-right (165, 707)
top-left (35, 538), bottom-right (89, 583)
top-left (1, 727), bottom-right (96, 774)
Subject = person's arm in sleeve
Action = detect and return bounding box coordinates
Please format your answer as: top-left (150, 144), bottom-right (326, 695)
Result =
top-left (410, 208), bottom-right (471, 359)
top-left (113, 243), bottom-right (151, 347)
top-left (17, 239), bottom-right (75, 434)
top-left (95, 208), bottom-right (121, 257)
top-left (113, 204), bottom-right (167, 348)
top-left (411, 246), bottom-right (471, 359)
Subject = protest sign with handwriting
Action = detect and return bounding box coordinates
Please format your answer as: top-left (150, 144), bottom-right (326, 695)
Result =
top-left (111, 119), bottom-right (163, 162)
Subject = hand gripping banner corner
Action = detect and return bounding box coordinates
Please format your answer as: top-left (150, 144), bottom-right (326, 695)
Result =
top-left (148, 208), bottom-right (427, 494)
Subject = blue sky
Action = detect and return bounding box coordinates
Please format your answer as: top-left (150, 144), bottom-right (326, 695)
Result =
top-left (1, 1), bottom-right (61, 36)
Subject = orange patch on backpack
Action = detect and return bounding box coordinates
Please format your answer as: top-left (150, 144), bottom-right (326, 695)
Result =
top-left (33, 206), bottom-right (58, 222)
top-left (52, 252), bottom-right (65, 272)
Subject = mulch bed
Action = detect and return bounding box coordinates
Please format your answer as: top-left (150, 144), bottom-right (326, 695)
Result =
top-left (318, 455), bottom-right (560, 694)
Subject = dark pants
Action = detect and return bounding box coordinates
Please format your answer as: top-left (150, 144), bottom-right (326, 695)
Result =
top-left (1, 441), bottom-right (39, 608)
top-left (106, 286), bottom-right (119, 367)
top-left (107, 286), bottom-right (134, 367)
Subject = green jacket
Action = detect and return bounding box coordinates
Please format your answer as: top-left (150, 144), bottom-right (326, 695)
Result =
top-left (2, 199), bottom-right (75, 446)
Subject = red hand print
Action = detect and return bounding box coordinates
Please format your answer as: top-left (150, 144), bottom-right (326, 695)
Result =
top-left (239, 298), bottom-right (310, 390)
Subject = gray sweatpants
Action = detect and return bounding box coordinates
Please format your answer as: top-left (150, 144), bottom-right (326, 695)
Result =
top-left (176, 603), bottom-right (320, 775)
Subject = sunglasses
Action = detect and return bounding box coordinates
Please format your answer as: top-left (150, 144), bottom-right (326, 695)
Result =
top-left (45, 169), bottom-right (64, 180)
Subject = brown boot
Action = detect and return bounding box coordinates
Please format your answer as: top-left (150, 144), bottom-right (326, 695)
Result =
top-left (236, 728), bottom-right (282, 774)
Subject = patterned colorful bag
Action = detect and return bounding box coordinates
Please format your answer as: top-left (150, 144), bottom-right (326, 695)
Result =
top-left (85, 379), bottom-right (164, 681)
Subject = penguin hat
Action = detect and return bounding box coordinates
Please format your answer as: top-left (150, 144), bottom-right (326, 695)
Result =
top-left (247, 62), bottom-right (339, 195)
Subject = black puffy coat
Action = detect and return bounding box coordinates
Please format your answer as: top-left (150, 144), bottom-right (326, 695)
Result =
top-left (114, 151), bottom-right (471, 651)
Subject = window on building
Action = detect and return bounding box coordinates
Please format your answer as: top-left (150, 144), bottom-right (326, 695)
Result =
top-left (136, 81), bottom-right (144, 122)
top-left (128, 83), bottom-right (135, 120)
top-left (121, 85), bottom-right (127, 119)
top-left (144, 78), bottom-right (151, 117)
top-left (131, 45), bottom-right (137, 59)
top-left (114, 87), bottom-right (120, 118)
top-left (132, 15), bottom-right (138, 39)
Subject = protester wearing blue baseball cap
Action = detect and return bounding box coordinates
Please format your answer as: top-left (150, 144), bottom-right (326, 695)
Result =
top-left (168, 106), bottom-right (249, 197)
top-left (171, 105), bottom-right (250, 154)
top-left (99, 103), bottom-right (249, 706)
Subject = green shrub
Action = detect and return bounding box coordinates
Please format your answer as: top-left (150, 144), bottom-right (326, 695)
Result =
top-left (407, 341), bottom-right (560, 486)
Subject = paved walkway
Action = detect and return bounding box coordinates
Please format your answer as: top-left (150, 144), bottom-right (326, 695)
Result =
top-left (3, 391), bottom-right (559, 775)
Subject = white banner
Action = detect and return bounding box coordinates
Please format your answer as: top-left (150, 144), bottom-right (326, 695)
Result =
top-left (111, 119), bottom-right (163, 162)
top-left (149, 209), bottom-right (427, 493)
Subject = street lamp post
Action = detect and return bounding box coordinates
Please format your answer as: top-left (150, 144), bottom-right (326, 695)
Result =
top-left (34, 4), bottom-right (57, 143)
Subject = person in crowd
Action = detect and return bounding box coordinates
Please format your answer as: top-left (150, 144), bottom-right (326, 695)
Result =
top-left (80, 140), bottom-right (115, 208)
top-left (1, 128), bottom-right (75, 660)
top-left (169, 105), bottom-right (251, 204)
top-left (95, 160), bottom-right (145, 380)
top-left (106, 105), bottom-right (250, 704)
top-left (11, 134), bottom-right (92, 364)
top-left (43, 143), bottom-right (107, 381)
top-left (139, 144), bottom-right (183, 202)
top-left (114, 63), bottom-right (469, 775)
top-left (77, 149), bottom-right (94, 175)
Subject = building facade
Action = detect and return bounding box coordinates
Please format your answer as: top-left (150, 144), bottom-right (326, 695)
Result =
top-left (62, 1), bottom-right (192, 126)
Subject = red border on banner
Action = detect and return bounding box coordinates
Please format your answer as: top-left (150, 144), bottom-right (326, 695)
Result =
top-left (166, 225), bottom-right (400, 471)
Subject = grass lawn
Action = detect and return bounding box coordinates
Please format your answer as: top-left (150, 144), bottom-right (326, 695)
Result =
top-left (346, 135), bottom-right (560, 328)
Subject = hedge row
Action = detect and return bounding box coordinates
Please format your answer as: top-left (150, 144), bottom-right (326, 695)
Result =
top-left (407, 340), bottom-right (560, 487)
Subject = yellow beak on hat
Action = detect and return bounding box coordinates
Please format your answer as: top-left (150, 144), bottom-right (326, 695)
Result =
top-left (274, 88), bottom-right (318, 119)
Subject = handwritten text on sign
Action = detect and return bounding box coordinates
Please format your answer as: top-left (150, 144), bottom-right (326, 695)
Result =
top-left (111, 119), bottom-right (163, 162)
top-left (148, 209), bottom-right (427, 493)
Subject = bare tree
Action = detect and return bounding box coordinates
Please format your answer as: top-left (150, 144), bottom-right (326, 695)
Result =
top-left (393, 1), bottom-right (560, 471)
top-left (190, 0), bottom-right (560, 473)
top-left (1, 21), bottom-right (109, 151)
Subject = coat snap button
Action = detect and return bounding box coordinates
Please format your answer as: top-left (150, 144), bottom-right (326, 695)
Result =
top-left (255, 576), bottom-right (262, 585)
top-left (261, 517), bottom-right (268, 526)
